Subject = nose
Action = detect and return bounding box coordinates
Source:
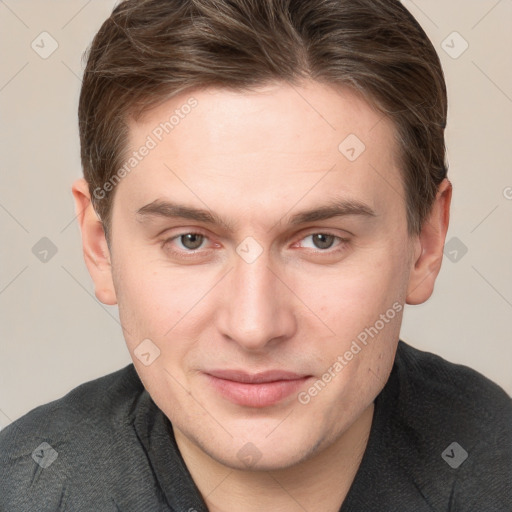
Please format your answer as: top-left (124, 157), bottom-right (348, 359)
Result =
top-left (217, 248), bottom-right (297, 352)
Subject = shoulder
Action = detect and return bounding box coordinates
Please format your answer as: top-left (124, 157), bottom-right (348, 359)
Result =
top-left (0, 363), bottom-right (143, 444)
top-left (392, 340), bottom-right (512, 509)
top-left (395, 340), bottom-right (512, 422)
top-left (0, 364), bottom-right (146, 510)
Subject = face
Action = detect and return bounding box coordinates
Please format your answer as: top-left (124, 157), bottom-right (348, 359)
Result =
top-left (98, 81), bottom-right (418, 469)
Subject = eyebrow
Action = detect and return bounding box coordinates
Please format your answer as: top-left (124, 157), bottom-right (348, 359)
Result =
top-left (136, 197), bottom-right (377, 231)
top-left (289, 199), bottom-right (376, 225)
top-left (136, 200), bottom-right (235, 231)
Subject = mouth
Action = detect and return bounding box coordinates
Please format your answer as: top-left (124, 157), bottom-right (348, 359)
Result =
top-left (203, 369), bottom-right (312, 408)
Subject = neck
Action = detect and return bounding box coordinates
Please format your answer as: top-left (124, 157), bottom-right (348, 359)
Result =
top-left (174, 402), bottom-right (374, 512)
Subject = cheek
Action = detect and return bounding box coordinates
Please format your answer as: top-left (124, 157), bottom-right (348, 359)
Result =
top-left (308, 245), bottom-right (409, 333)
top-left (113, 263), bottom-right (206, 399)
top-left (113, 256), bottom-right (205, 348)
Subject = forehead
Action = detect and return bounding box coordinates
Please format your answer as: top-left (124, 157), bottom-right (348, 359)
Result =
top-left (118, 81), bottom-right (403, 226)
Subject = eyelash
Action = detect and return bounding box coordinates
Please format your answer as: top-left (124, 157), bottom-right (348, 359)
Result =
top-left (161, 230), bottom-right (350, 259)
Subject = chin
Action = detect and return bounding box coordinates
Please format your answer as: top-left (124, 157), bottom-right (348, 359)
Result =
top-left (195, 428), bottom-right (320, 472)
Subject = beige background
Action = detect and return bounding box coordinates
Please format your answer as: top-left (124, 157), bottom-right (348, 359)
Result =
top-left (0, 0), bottom-right (511, 429)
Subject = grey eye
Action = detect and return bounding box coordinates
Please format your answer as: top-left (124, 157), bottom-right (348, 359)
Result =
top-left (179, 233), bottom-right (205, 250)
top-left (310, 234), bottom-right (336, 250)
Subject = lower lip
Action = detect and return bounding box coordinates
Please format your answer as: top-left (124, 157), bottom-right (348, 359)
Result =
top-left (205, 375), bottom-right (311, 408)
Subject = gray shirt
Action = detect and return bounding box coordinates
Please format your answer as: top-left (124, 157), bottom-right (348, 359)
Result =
top-left (1, 340), bottom-right (511, 511)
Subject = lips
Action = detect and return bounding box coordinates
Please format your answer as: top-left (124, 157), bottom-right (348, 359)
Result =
top-left (204, 369), bottom-right (312, 407)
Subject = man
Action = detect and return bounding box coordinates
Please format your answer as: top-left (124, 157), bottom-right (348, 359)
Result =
top-left (1, 0), bottom-right (510, 510)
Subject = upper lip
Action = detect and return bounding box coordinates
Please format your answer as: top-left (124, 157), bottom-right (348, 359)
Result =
top-left (205, 369), bottom-right (309, 384)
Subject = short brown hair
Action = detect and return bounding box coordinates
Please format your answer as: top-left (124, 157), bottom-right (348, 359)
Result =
top-left (79, 0), bottom-right (447, 240)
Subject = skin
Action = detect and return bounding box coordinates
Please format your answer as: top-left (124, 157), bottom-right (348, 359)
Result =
top-left (72, 80), bottom-right (451, 511)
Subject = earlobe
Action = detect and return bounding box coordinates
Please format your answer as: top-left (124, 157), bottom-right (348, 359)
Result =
top-left (71, 178), bottom-right (117, 306)
top-left (406, 178), bottom-right (452, 305)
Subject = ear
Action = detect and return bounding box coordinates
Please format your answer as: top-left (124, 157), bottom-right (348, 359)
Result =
top-left (406, 178), bottom-right (452, 305)
top-left (71, 178), bottom-right (117, 305)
